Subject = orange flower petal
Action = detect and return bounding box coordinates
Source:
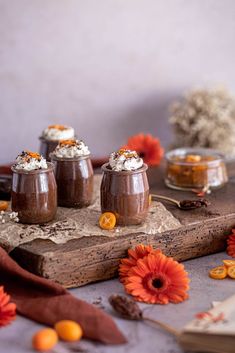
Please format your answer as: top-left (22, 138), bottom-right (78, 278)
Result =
top-left (119, 244), bottom-right (156, 283)
top-left (0, 286), bottom-right (16, 327)
top-left (227, 229), bottom-right (235, 258)
top-left (122, 133), bottom-right (164, 166)
top-left (122, 252), bottom-right (190, 305)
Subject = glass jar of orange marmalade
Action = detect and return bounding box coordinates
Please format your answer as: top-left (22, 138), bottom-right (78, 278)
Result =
top-left (165, 148), bottom-right (228, 191)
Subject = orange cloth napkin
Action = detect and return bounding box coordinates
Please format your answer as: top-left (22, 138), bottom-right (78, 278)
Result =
top-left (0, 247), bottom-right (126, 345)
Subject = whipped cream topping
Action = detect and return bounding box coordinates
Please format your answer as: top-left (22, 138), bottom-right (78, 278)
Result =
top-left (14, 151), bottom-right (48, 171)
top-left (109, 149), bottom-right (143, 171)
top-left (42, 124), bottom-right (75, 141)
top-left (52, 139), bottom-right (90, 158)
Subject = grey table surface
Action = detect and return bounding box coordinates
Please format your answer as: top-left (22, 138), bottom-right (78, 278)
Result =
top-left (0, 251), bottom-right (234, 353)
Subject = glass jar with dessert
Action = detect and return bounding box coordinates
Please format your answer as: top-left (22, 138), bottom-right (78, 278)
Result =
top-left (39, 124), bottom-right (75, 160)
top-left (165, 148), bottom-right (228, 191)
top-left (11, 151), bottom-right (57, 224)
top-left (50, 139), bottom-right (94, 208)
top-left (101, 149), bottom-right (149, 226)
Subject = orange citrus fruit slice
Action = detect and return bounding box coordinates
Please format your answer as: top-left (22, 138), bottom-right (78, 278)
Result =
top-left (209, 266), bottom-right (227, 280)
top-left (227, 265), bottom-right (235, 279)
top-left (222, 259), bottom-right (235, 268)
top-left (0, 201), bottom-right (8, 211)
top-left (99, 212), bottom-right (116, 230)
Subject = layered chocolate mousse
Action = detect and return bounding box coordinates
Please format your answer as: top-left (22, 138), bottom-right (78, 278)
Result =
top-left (101, 149), bottom-right (149, 226)
top-left (39, 124), bottom-right (75, 160)
top-left (50, 139), bottom-right (93, 208)
top-left (11, 151), bottom-right (57, 224)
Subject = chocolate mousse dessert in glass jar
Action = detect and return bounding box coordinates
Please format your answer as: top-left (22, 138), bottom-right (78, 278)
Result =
top-left (50, 139), bottom-right (94, 208)
top-left (11, 151), bottom-right (57, 224)
top-left (39, 124), bottom-right (75, 160)
top-left (101, 149), bottom-right (149, 226)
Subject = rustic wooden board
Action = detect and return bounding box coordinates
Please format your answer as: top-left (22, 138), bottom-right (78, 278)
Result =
top-left (3, 164), bottom-right (235, 288)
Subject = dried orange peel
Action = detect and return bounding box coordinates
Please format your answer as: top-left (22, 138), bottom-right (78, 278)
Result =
top-left (209, 266), bottom-right (227, 280)
top-left (48, 124), bottom-right (67, 130)
top-left (0, 201), bottom-right (8, 211)
top-left (99, 212), bottom-right (116, 230)
top-left (25, 151), bottom-right (41, 160)
top-left (59, 139), bottom-right (77, 147)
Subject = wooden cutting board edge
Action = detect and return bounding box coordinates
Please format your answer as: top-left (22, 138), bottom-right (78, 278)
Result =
top-left (10, 212), bottom-right (234, 288)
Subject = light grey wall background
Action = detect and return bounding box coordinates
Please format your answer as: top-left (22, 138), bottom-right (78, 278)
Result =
top-left (0, 0), bottom-right (235, 163)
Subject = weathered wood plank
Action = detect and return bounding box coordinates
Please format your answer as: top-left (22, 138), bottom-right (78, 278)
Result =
top-left (11, 214), bottom-right (233, 288)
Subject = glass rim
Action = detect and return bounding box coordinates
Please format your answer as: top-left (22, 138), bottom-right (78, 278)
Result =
top-left (50, 153), bottom-right (91, 162)
top-left (165, 147), bottom-right (225, 166)
top-left (39, 135), bottom-right (77, 142)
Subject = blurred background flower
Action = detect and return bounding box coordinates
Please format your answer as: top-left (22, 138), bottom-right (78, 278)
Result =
top-left (169, 87), bottom-right (235, 157)
top-left (122, 133), bottom-right (164, 166)
top-left (0, 286), bottom-right (16, 328)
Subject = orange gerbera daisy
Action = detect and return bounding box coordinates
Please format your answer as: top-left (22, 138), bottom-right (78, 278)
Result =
top-left (124, 253), bottom-right (190, 304)
top-left (119, 244), bottom-right (159, 284)
top-left (0, 286), bottom-right (16, 327)
top-left (122, 133), bottom-right (164, 166)
top-left (227, 229), bottom-right (235, 258)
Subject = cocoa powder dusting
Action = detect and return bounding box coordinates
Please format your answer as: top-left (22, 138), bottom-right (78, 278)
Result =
top-left (179, 198), bottom-right (210, 210)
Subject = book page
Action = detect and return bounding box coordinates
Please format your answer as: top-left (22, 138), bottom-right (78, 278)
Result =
top-left (183, 294), bottom-right (235, 335)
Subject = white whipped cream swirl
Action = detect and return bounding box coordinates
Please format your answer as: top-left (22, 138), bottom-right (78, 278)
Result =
top-left (109, 149), bottom-right (143, 171)
top-left (42, 125), bottom-right (75, 141)
top-left (53, 139), bottom-right (90, 158)
top-left (14, 151), bottom-right (48, 171)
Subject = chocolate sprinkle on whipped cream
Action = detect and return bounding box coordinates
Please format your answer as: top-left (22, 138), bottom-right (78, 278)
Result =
top-left (52, 139), bottom-right (90, 158)
top-left (42, 124), bottom-right (75, 141)
top-left (13, 151), bottom-right (48, 171)
top-left (109, 149), bottom-right (143, 171)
